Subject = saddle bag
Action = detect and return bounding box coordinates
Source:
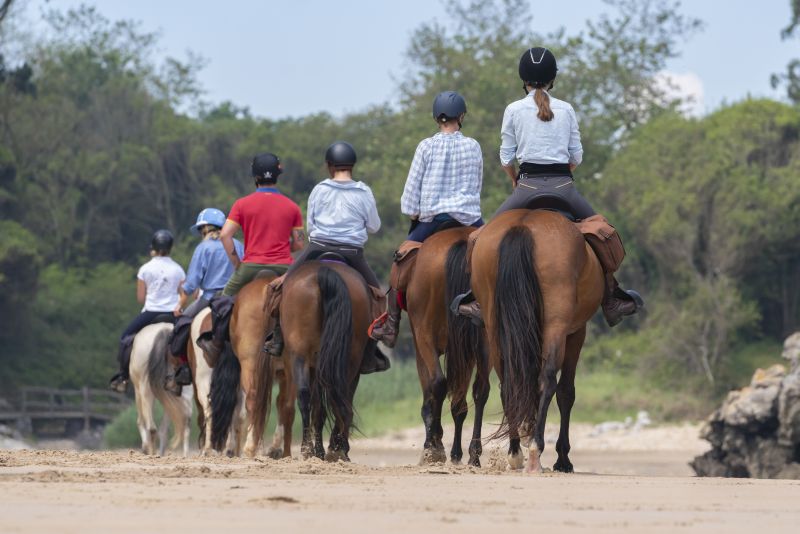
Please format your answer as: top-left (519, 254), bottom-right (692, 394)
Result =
top-left (168, 315), bottom-right (194, 358)
top-left (389, 240), bottom-right (423, 292)
top-left (576, 214), bottom-right (625, 273)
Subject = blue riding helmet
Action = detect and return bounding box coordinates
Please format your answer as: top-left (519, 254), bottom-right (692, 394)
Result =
top-left (190, 208), bottom-right (227, 235)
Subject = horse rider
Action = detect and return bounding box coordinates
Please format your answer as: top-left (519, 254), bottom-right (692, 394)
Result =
top-left (369, 91), bottom-right (484, 348)
top-left (198, 152), bottom-right (305, 359)
top-left (458, 47), bottom-right (642, 326)
top-left (264, 141), bottom-right (390, 373)
top-left (166, 208), bottom-right (244, 388)
top-left (109, 230), bottom-right (185, 393)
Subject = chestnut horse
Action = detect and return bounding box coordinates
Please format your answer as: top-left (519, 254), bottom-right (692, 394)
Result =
top-left (405, 227), bottom-right (489, 466)
top-left (208, 275), bottom-right (295, 458)
top-left (280, 260), bottom-right (376, 461)
top-left (470, 210), bottom-right (604, 473)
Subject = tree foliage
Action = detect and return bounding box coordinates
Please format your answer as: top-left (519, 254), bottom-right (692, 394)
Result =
top-left (0, 1), bottom-right (795, 395)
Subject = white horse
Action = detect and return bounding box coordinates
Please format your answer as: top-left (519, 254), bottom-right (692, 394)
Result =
top-left (129, 322), bottom-right (193, 456)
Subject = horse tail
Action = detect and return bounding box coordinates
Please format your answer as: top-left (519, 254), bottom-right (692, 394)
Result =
top-left (314, 265), bottom-right (353, 429)
top-left (145, 325), bottom-right (190, 448)
top-left (209, 343), bottom-right (241, 451)
top-left (494, 226), bottom-right (543, 437)
top-left (249, 345), bottom-right (273, 451)
top-left (444, 238), bottom-right (481, 405)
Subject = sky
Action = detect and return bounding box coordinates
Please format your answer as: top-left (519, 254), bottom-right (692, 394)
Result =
top-left (18, 0), bottom-right (800, 119)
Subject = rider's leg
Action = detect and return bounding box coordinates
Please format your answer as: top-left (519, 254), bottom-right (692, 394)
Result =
top-left (563, 184), bottom-right (641, 325)
top-left (110, 311), bottom-right (162, 391)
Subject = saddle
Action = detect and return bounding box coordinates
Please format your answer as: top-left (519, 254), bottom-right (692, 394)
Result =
top-left (389, 240), bottom-right (423, 292)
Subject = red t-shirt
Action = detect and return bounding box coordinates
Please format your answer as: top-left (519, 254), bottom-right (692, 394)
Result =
top-left (228, 188), bottom-right (303, 265)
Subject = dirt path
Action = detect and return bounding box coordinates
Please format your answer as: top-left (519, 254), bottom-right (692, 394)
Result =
top-left (1, 425), bottom-right (799, 533)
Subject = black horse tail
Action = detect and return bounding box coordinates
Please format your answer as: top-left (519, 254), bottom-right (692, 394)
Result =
top-left (444, 238), bottom-right (481, 407)
top-left (314, 266), bottom-right (353, 430)
top-left (494, 226), bottom-right (543, 438)
top-left (209, 342), bottom-right (241, 451)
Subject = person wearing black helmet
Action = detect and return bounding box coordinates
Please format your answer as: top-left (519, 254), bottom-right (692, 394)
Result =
top-left (218, 152), bottom-right (305, 296)
top-left (459, 47), bottom-right (642, 327)
top-left (109, 229), bottom-right (186, 392)
top-left (263, 141), bottom-right (389, 373)
top-left (369, 90), bottom-right (484, 348)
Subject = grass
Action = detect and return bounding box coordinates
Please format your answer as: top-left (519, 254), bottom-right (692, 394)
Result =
top-left (103, 338), bottom-right (785, 449)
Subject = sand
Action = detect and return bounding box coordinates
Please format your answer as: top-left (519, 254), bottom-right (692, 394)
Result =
top-left (1, 424), bottom-right (799, 533)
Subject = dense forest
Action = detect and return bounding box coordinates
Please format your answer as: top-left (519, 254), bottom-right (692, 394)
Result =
top-left (0, 0), bottom-right (798, 403)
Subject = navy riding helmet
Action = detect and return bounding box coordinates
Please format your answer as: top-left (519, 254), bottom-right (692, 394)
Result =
top-left (151, 229), bottom-right (174, 253)
top-left (325, 141), bottom-right (357, 167)
top-left (432, 91), bottom-right (467, 123)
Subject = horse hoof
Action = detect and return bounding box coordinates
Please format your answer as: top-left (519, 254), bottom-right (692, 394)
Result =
top-left (507, 452), bottom-right (524, 471)
top-left (419, 447), bottom-right (447, 465)
top-left (450, 457), bottom-right (462, 466)
top-left (267, 447), bottom-right (283, 460)
top-left (468, 455), bottom-right (481, 468)
top-left (553, 459), bottom-right (574, 473)
top-left (225, 449), bottom-right (235, 458)
top-left (325, 449), bottom-right (348, 463)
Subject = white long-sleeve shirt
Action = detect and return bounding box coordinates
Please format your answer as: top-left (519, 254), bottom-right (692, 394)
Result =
top-left (499, 91), bottom-right (583, 167)
top-left (307, 179), bottom-right (380, 247)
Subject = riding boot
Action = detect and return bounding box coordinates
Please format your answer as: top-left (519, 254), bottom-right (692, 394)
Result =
top-left (359, 343), bottom-right (392, 374)
top-left (450, 290), bottom-right (483, 326)
top-left (369, 288), bottom-right (401, 348)
top-left (601, 273), bottom-right (644, 327)
top-left (109, 335), bottom-right (134, 393)
top-left (264, 318), bottom-right (284, 357)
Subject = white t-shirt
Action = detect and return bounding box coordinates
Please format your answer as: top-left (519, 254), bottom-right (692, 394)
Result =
top-left (137, 256), bottom-right (186, 312)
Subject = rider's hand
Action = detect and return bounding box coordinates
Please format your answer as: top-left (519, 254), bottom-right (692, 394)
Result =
top-left (173, 304), bottom-right (183, 317)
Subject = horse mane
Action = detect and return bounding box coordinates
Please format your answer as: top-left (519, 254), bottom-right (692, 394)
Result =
top-left (443, 238), bottom-right (482, 406)
top-left (493, 225), bottom-right (543, 439)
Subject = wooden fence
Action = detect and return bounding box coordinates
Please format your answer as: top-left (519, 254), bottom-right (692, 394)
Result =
top-left (0, 386), bottom-right (131, 435)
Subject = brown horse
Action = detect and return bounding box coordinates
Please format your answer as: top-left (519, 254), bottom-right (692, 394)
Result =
top-left (280, 260), bottom-right (375, 461)
top-left (208, 275), bottom-right (295, 458)
top-left (471, 209), bottom-right (604, 473)
top-left (405, 227), bottom-right (490, 466)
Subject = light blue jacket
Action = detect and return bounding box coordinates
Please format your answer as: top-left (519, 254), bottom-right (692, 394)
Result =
top-left (182, 237), bottom-right (244, 297)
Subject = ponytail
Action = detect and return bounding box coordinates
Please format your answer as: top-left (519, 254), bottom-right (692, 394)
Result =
top-left (533, 87), bottom-right (554, 122)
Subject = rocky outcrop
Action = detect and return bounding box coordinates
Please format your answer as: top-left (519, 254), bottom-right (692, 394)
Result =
top-left (691, 333), bottom-right (800, 479)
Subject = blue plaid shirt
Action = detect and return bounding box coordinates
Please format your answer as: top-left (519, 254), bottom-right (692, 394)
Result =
top-left (400, 131), bottom-right (483, 225)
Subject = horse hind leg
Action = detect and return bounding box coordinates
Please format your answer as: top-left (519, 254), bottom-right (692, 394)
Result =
top-left (449, 396), bottom-right (468, 464)
top-left (468, 349), bottom-right (490, 467)
top-left (553, 327), bottom-right (585, 473)
top-left (157, 410), bottom-right (170, 456)
top-left (527, 338), bottom-right (565, 474)
top-left (415, 340), bottom-right (447, 465)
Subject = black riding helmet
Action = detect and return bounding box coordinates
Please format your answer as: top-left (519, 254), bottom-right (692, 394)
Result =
top-left (151, 229), bottom-right (174, 254)
top-left (518, 47), bottom-right (558, 85)
top-left (432, 91), bottom-right (467, 123)
top-left (325, 141), bottom-right (357, 168)
top-left (251, 152), bottom-right (282, 182)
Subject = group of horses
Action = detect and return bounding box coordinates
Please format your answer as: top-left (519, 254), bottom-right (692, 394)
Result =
top-left (129, 208), bottom-right (604, 474)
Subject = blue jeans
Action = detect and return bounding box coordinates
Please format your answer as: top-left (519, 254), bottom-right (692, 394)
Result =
top-left (407, 214), bottom-right (484, 242)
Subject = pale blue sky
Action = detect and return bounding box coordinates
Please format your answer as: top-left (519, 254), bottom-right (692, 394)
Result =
top-left (23, 0), bottom-right (800, 118)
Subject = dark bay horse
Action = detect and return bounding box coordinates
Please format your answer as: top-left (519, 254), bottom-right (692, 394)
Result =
top-left (280, 260), bottom-right (375, 461)
top-left (471, 209), bottom-right (604, 473)
top-left (405, 227), bottom-right (489, 466)
top-left (209, 275), bottom-right (295, 458)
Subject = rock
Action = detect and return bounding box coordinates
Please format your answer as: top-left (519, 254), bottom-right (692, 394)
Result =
top-left (776, 463), bottom-right (800, 479)
top-left (778, 371), bottom-right (800, 447)
top-left (782, 332), bottom-right (800, 371)
top-left (745, 438), bottom-right (794, 479)
top-left (718, 367), bottom-right (784, 430)
top-left (690, 451), bottom-right (733, 478)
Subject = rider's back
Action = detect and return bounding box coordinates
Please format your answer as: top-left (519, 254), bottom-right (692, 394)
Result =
top-left (228, 190), bottom-right (302, 265)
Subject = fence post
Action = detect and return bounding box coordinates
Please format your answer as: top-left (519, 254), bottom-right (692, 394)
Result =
top-left (82, 386), bottom-right (90, 432)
